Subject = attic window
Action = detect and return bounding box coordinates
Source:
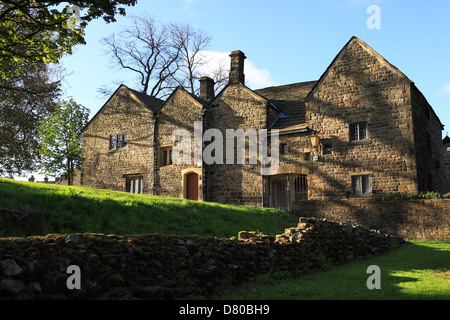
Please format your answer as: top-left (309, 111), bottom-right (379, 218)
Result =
top-left (110, 133), bottom-right (128, 150)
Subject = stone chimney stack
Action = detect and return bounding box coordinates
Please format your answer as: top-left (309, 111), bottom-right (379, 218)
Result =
top-left (199, 76), bottom-right (215, 102)
top-left (229, 50), bottom-right (246, 84)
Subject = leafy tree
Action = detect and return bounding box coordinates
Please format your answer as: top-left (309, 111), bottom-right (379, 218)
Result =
top-left (0, 63), bottom-right (60, 177)
top-left (37, 98), bottom-right (89, 185)
top-left (0, 0), bottom-right (137, 80)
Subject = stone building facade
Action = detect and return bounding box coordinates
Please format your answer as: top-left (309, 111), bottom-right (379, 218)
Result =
top-left (81, 36), bottom-right (446, 209)
top-left (443, 135), bottom-right (450, 193)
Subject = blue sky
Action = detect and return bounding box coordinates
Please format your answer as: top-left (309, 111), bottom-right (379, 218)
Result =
top-left (15, 0), bottom-right (450, 180)
top-left (60, 0), bottom-right (449, 139)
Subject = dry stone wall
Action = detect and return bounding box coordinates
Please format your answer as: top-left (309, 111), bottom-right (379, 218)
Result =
top-left (293, 198), bottom-right (450, 240)
top-left (0, 218), bottom-right (403, 300)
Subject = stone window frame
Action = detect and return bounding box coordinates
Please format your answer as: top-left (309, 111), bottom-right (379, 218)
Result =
top-left (159, 145), bottom-right (173, 167)
top-left (322, 143), bottom-right (333, 155)
top-left (125, 175), bottom-right (144, 194)
top-left (351, 174), bottom-right (372, 196)
top-left (349, 122), bottom-right (369, 142)
top-left (280, 143), bottom-right (288, 155)
top-left (109, 132), bottom-right (128, 150)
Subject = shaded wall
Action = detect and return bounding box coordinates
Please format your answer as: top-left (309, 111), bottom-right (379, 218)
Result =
top-left (292, 198), bottom-right (450, 240)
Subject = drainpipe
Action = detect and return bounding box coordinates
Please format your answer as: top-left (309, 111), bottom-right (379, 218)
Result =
top-left (151, 113), bottom-right (158, 196)
top-left (200, 108), bottom-right (206, 202)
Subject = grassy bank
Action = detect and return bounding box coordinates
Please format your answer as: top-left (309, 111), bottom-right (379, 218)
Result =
top-left (214, 240), bottom-right (450, 300)
top-left (0, 178), bottom-right (297, 238)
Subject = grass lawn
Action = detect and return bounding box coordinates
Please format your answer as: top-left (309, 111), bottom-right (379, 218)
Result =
top-left (213, 240), bottom-right (450, 300)
top-left (0, 178), bottom-right (298, 238)
top-left (1, 178), bottom-right (448, 301)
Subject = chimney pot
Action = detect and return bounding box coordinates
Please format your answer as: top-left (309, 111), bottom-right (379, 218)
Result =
top-left (199, 76), bottom-right (215, 102)
top-left (229, 50), bottom-right (246, 84)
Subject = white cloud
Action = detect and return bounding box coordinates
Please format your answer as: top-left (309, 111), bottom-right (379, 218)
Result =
top-left (195, 51), bottom-right (276, 89)
top-left (439, 82), bottom-right (450, 95)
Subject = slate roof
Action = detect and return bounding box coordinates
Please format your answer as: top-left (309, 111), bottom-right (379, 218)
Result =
top-left (254, 81), bottom-right (317, 132)
top-left (128, 87), bottom-right (165, 112)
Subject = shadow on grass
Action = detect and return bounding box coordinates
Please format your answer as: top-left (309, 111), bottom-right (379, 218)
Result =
top-left (213, 241), bottom-right (450, 300)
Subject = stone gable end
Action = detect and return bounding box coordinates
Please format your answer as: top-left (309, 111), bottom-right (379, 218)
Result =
top-left (81, 86), bottom-right (154, 193)
top-left (304, 37), bottom-right (419, 198)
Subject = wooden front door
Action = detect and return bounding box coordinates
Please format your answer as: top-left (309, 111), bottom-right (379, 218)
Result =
top-left (186, 173), bottom-right (199, 200)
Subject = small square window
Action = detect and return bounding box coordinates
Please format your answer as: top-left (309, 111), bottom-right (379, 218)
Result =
top-left (280, 143), bottom-right (288, 155)
top-left (352, 175), bottom-right (371, 196)
top-left (350, 123), bottom-right (368, 142)
top-left (323, 144), bottom-right (332, 155)
top-left (109, 133), bottom-right (128, 150)
top-left (126, 176), bottom-right (143, 194)
top-left (160, 146), bottom-right (173, 167)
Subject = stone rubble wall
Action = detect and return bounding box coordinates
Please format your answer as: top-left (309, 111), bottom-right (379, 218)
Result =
top-left (0, 217), bottom-right (404, 300)
top-left (292, 199), bottom-right (450, 240)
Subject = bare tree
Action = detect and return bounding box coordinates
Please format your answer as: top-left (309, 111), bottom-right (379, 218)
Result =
top-left (100, 14), bottom-right (226, 99)
top-left (170, 23), bottom-right (211, 95)
top-left (101, 15), bottom-right (181, 98)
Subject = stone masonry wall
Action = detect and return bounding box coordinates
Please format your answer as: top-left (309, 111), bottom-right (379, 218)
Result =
top-left (0, 218), bottom-right (403, 300)
top-left (81, 86), bottom-right (154, 194)
top-left (410, 86), bottom-right (446, 193)
top-left (155, 88), bottom-right (204, 199)
top-left (207, 83), bottom-right (268, 206)
top-left (292, 198), bottom-right (450, 240)
top-left (444, 140), bottom-right (450, 193)
top-left (305, 38), bottom-right (418, 199)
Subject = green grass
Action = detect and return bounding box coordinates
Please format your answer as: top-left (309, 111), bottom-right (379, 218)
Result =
top-left (2, 178), bottom-right (448, 300)
top-left (0, 178), bottom-right (297, 238)
top-left (213, 240), bottom-right (450, 300)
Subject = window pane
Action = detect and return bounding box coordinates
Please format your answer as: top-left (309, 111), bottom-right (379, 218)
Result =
top-left (122, 133), bottom-right (128, 148)
top-left (169, 149), bottom-right (173, 165)
top-left (359, 124), bottom-right (367, 140)
top-left (362, 175), bottom-right (368, 194)
top-left (110, 135), bottom-right (116, 150)
top-left (117, 134), bottom-right (122, 149)
top-left (162, 150), bottom-right (168, 166)
top-left (350, 124), bottom-right (358, 141)
top-left (130, 179), bottom-right (134, 193)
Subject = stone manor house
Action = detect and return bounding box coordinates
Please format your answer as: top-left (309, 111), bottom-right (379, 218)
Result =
top-left (81, 36), bottom-right (446, 209)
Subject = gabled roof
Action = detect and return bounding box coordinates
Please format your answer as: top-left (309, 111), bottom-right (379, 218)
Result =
top-left (255, 81), bottom-right (317, 131)
top-left (82, 84), bottom-right (164, 132)
top-left (443, 135), bottom-right (450, 144)
top-left (305, 36), bottom-right (413, 101)
top-left (127, 87), bottom-right (165, 112)
top-left (156, 86), bottom-right (207, 113)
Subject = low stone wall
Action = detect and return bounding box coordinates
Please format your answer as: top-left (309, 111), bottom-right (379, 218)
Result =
top-left (292, 199), bottom-right (450, 240)
top-left (0, 218), bottom-right (404, 300)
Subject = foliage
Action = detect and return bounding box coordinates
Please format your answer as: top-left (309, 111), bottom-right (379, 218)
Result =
top-left (0, 63), bottom-right (60, 176)
top-left (374, 191), bottom-right (450, 200)
top-left (0, 0), bottom-right (137, 80)
top-left (36, 98), bottom-right (89, 185)
top-left (0, 178), bottom-right (297, 238)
